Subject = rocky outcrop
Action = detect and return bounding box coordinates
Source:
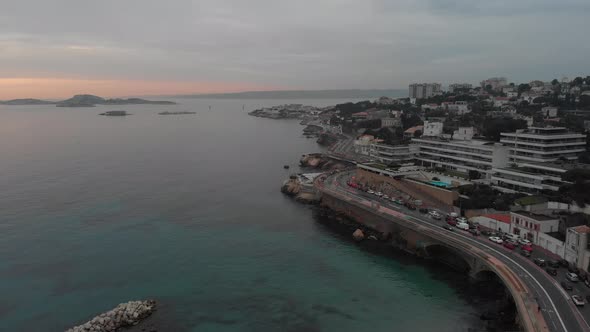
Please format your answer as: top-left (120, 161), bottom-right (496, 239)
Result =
top-left (66, 300), bottom-right (156, 332)
top-left (281, 176), bottom-right (301, 196)
top-left (299, 154), bottom-right (350, 171)
top-left (352, 229), bottom-right (365, 242)
top-left (316, 133), bottom-right (340, 146)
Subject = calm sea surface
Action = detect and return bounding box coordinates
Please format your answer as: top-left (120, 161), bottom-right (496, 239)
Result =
top-left (1, 98), bottom-right (488, 331)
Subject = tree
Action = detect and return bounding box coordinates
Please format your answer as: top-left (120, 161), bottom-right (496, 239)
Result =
top-left (509, 82), bottom-right (515, 87)
top-left (468, 170), bottom-right (482, 180)
top-left (551, 79), bottom-right (559, 86)
top-left (518, 83), bottom-right (531, 94)
top-left (572, 77), bottom-right (584, 86)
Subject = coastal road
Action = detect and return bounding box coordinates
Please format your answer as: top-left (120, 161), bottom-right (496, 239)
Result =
top-left (321, 171), bottom-right (590, 332)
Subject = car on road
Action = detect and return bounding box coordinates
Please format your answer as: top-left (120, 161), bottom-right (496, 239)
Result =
top-left (521, 244), bottom-right (533, 252)
top-left (534, 258), bottom-right (546, 267)
top-left (503, 241), bottom-right (516, 250)
top-left (468, 228), bottom-right (480, 236)
top-left (568, 265), bottom-right (580, 274)
top-left (520, 250), bottom-right (531, 257)
top-left (382, 194), bottom-right (389, 200)
top-left (447, 219), bottom-right (457, 226)
top-left (547, 260), bottom-right (560, 268)
top-left (489, 236), bottom-right (503, 244)
top-left (572, 295), bottom-right (585, 306)
top-left (449, 212), bottom-right (459, 218)
top-left (559, 259), bottom-right (569, 267)
top-left (442, 224), bottom-right (455, 231)
top-left (456, 222), bottom-right (469, 231)
top-left (480, 230), bottom-right (493, 236)
top-left (375, 192), bottom-right (383, 197)
top-left (518, 238), bottom-right (531, 246)
top-left (561, 281), bottom-right (573, 291)
top-left (566, 272), bottom-right (579, 282)
top-left (428, 210), bottom-right (440, 217)
top-left (404, 202), bottom-right (416, 210)
top-left (546, 268), bottom-right (558, 276)
top-left (456, 217), bottom-right (468, 224)
top-left (367, 190), bottom-right (374, 194)
top-left (418, 208), bottom-right (428, 214)
top-left (393, 199), bottom-right (403, 205)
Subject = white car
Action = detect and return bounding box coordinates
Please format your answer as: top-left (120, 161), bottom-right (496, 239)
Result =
top-left (567, 272), bottom-right (579, 282)
top-left (456, 222), bottom-right (469, 231)
top-left (489, 236), bottom-right (503, 244)
top-left (449, 212), bottom-right (459, 218)
top-left (572, 295), bottom-right (585, 306)
top-left (518, 238), bottom-right (531, 246)
top-left (428, 211), bottom-right (440, 217)
top-left (376, 192), bottom-right (383, 197)
top-left (367, 190), bottom-right (375, 194)
top-left (383, 195), bottom-right (390, 200)
top-left (456, 217), bottom-right (468, 224)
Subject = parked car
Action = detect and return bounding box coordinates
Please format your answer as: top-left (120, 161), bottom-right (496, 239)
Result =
top-left (468, 222), bottom-right (478, 230)
top-left (503, 233), bottom-right (520, 242)
top-left (520, 250), bottom-right (531, 257)
top-left (468, 228), bottom-right (480, 236)
top-left (393, 199), bottom-right (403, 205)
top-left (449, 212), bottom-right (459, 218)
top-left (382, 194), bottom-right (390, 200)
top-left (375, 192), bottom-right (383, 197)
top-left (518, 238), bottom-right (531, 246)
top-left (480, 230), bottom-right (492, 236)
top-left (561, 281), bottom-right (573, 291)
top-left (419, 208), bottom-right (428, 214)
top-left (503, 241), bottom-right (516, 250)
top-left (442, 224), bottom-right (455, 231)
top-left (447, 219), bottom-right (457, 226)
top-left (489, 236), bottom-right (503, 244)
top-left (572, 295), bottom-right (585, 306)
top-left (566, 272), bottom-right (579, 282)
top-left (534, 258), bottom-right (546, 267)
top-left (559, 259), bottom-right (569, 267)
top-left (568, 265), bottom-right (580, 274)
top-left (521, 244), bottom-right (533, 252)
top-left (367, 190), bottom-right (375, 194)
top-left (456, 217), bottom-right (468, 224)
top-left (547, 260), bottom-right (560, 268)
top-left (431, 214), bottom-right (442, 220)
top-left (546, 268), bottom-right (558, 276)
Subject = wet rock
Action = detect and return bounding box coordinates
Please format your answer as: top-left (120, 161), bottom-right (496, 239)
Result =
top-left (66, 300), bottom-right (156, 332)
top-left (352, 229), bottom-right (365, 242)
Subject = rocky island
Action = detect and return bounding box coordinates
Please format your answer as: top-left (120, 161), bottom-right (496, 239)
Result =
top-left (0, 98), bottom-right (56, 105)
top-left (57, 94), bottom-right (176, 107)
top-left (248, 104), bottom-right (321, 119)
top-left (66, 300), bottom-right (156, 332)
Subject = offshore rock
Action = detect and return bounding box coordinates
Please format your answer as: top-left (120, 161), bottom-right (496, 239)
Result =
top-left (66, 300), bottom-right (156, 332)
top-left (352, 229), bottom-right (365, 242)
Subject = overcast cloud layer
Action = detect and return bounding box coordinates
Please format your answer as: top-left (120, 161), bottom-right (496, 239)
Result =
top-left (1, 0), bottom-right (589, 94)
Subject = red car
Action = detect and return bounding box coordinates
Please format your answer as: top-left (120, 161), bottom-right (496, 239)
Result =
top-left (447, 219), bottom-right (457, 226)
top-left (521, 244), bottom-right (533, 252)
top-left (503, 242), bottom-right (516, 250)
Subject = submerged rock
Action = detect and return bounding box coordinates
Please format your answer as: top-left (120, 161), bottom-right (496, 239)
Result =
top-left (352, 229), bottom-right (365, 242)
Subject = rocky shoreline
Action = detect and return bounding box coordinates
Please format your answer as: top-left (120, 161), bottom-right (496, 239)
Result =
top-left (66, 300), bottom-right (156, 332)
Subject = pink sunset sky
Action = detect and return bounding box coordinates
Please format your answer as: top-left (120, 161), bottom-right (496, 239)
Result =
top-left (0, 78), bottom-right (280, 100)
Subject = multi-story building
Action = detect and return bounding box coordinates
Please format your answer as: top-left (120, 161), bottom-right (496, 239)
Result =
top-left (448, 83), bottom-right (472, 93)
top-left (500, 127), bottom-right (586, 164)
top-left (422, 121), bottom-right (443, 137)
top-left (481, 77), bottom-right (508, 91)
top-left (411, 137), bottom-right (510, 179)
top-left (369, 144), bottom-right (416, 165)
top-left (409, 83), bottom-right (442, 99)
top-left (565, 225), bottom-right (590, 271)
top-left (491, 127), bottom-right (587, 194)
top-left (509, 211), bottom-right (559, 244)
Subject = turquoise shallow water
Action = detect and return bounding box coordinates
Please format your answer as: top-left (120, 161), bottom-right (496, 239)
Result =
top-left (1, 99), bottom-right (487, 331)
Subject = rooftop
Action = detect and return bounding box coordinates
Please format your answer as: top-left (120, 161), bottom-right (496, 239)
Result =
top-left (511, 210), bottom-right (557, 221)
top-left (482, 214), bottom-right (511, 224)
top-left (412, 137), bottom-right (494, 146)
top-left (574, 225), bottom-right (590, 234)
top-left (404, 125), bottom-right (423, 134)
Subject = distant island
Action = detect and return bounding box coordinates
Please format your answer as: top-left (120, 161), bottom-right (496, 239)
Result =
top-left (56, 94), bottom-right (176, 107)
top-left (0, 94), bottom-right (176, 107)
top-left (175, 89), bottom-right (407, 99)
top-left (158, 111), bottom-right (196, 115)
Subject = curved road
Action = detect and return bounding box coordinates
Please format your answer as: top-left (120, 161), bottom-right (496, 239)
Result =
top-left (322, 171), bottom-right (590, 332)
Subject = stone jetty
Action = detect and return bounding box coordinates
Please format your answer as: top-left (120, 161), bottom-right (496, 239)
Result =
top-left (66, 300), bottom-right (156, 332)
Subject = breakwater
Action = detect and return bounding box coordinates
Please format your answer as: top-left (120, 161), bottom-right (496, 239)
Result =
top-left (66, 300), bottom-right (156, 332)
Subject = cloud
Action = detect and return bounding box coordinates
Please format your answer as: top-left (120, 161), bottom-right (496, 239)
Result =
top-left (0, 0), bottom-right (588, 97)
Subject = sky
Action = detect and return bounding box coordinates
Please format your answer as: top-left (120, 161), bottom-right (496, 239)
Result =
top-left (1, 0), bottom-right (589, 99)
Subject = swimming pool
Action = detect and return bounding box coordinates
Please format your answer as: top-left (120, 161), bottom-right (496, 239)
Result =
top-left (430, 180), bottom-right (452, 188)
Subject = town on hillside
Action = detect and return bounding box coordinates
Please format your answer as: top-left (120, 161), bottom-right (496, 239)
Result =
top-left (282, 75), bottom-right (590, 277)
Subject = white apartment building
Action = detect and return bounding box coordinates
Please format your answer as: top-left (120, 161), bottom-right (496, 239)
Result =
top-left (509, 211), bottom-right (559, 244)
top-left (422, 121), bottom-right (444, 137)
top-left (565, 225), bottom-right (590, 271)
top-left (481, 77), bottom-right (508, 91)
top-left (491, 127), bottom-right (587, 194)
top-left (411, 137), bottom-right (510, 179)
top-left (452, 127), bottom-right (474, 141)
top-left (409, 83), bottom-right (442, 99)
top-left (369, 144), bottom-right (416, 164)
top-left (500, 127), bottom-right (586, 164)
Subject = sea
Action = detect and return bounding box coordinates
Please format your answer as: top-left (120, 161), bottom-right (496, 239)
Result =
top-left (0, 98), bottom-right (496, 331)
